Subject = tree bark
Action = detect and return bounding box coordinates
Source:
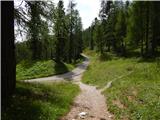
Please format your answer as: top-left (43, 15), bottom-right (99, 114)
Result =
top-left (145, 3), bottom-right (149, 56)
top-left (90, 27), bottom-right (94, 50)
top-left (1, 1), bottom-right (16, 107)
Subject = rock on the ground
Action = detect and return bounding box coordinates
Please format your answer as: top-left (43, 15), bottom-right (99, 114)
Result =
top-left (78, 112), bottom-right (88, 119)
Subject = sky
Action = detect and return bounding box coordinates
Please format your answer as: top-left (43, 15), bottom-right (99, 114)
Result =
top-left (54, 0), bottom-right (101, 29)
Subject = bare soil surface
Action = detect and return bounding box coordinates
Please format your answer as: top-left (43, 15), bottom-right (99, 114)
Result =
top-left (61, 78), bottom-right (113, 120)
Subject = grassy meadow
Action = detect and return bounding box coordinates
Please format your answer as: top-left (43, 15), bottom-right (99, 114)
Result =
top-left (82, 50), bottom-right (160, 120)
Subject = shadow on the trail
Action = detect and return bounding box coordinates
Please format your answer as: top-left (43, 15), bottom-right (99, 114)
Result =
top-left (57, 66), bottom-right (88, 80)
top-left (56, 57), bottom-right (89, 80)
top-left (24, 54), bottom-right (90, 82)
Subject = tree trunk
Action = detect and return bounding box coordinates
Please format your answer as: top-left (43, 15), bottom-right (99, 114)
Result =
top-left (1, 1), bottom-right (16, 107)
top-left (145, 3), bottom-right (149, 56)
top-left (90, 27), bottom-right (94, 50)
top-left (141, 38), bottom-right (144, 57)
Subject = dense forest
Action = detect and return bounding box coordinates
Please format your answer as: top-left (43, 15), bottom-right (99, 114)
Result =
top-left (15, 0), bottom-right (83, 64)
top-left (15, 0), bottom-right (160, 66)
top-left (83, 1), bottom-right (160, 58)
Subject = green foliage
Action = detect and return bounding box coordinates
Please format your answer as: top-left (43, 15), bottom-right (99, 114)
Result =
top-left (16, 60), bottom-right (75, 80)
top-left (27, 1), bottom-right (45, 60)
top-left (66, 0), bottom-right (83, 63)
top-left (125, 1), bottom-right (160, 57)
top-left (115, 8), bottom-right (127, 55)
top-left (82, 27), bottom-right (91, 49)
top-left (15, 41), bottom-right (32, 63)
top-left (53, 0), bottom-right (67, 62)
top-left (15, 0), bottom-right (83, 64)
top-left (83, 1), bottom-right (160, 58)
top-left (2, 82), bottom-right (80, 120)
top-left (15, 1), bottom-right (55, 61)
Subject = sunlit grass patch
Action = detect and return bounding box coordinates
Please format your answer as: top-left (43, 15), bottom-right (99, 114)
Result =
top-left (82, 54), bottom-right (137, 88)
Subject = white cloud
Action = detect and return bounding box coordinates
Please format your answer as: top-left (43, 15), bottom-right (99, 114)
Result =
top-left (54, 0), bottom-right (101, 29)
top-left (76, 0), bottom-right (100, 29)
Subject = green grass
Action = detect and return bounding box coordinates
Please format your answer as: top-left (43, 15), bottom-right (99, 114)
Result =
top-left (82, 50), bottom-right (160, 120)
top-left (82, 51), bottom-right (135, 88)
top-left (16, 59), bottom-right (80, 80)
top-left (2, 82), bottom-right (80, 120)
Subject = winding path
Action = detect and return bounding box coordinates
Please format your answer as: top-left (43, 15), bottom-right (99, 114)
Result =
top-left (25, 54), bottom-right (113, 120)
top-left (24, 54), bottom-right (89, 82)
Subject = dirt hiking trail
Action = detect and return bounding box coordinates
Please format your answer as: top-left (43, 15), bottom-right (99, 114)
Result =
top-left (60, 55), bottom-right (113, 120)
top-left (62, 78), bottom-right (113, 120)
top-left (25, 54), bottom-right (113, 120)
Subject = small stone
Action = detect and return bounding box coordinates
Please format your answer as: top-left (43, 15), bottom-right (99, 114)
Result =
top-left (109, 115), bottom-right (112, 118)
top-left (78, 112), bottom-right (88, 119)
